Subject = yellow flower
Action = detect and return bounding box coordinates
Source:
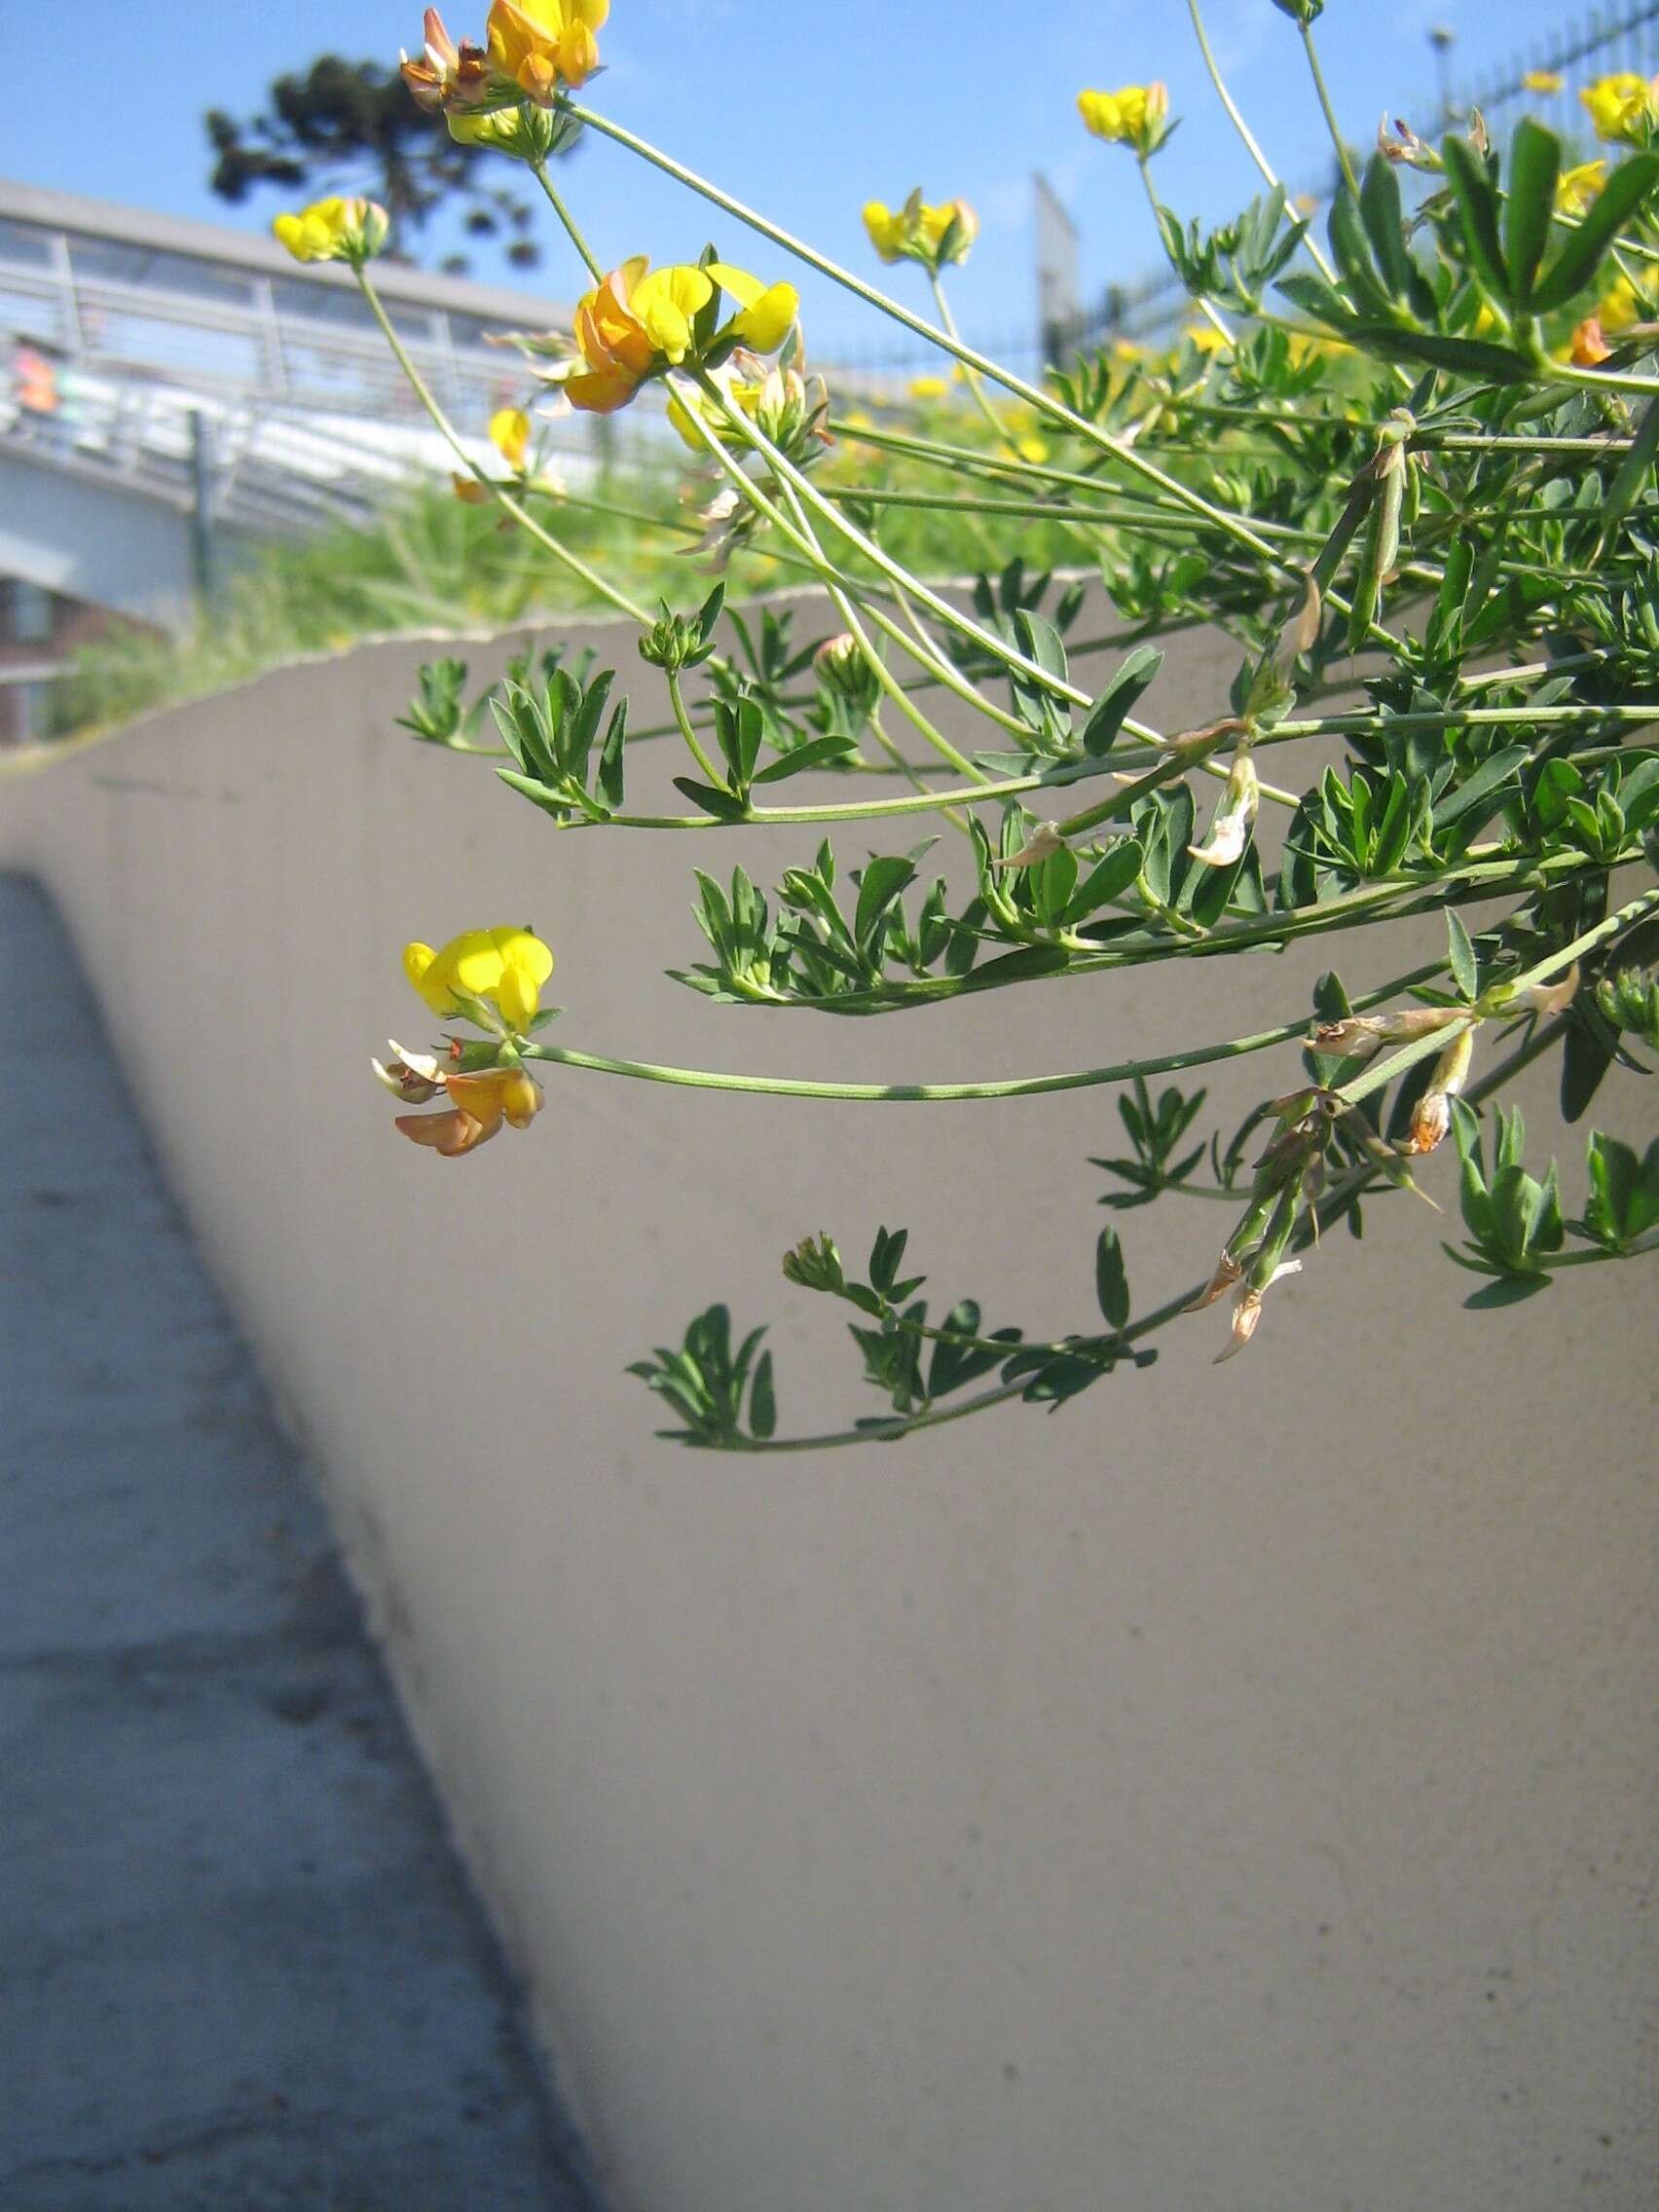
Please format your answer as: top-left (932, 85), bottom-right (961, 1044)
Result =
top-left (1581, 72), bottom-right (1658, 144)
top-left (1522, 69), bottom-right (1564, 94)
top-left (489, 407), bottom-right (532, 469)
top-left (1185, 319), bottom-right (1232, 355)
top-left (1597, 272), bottom-right (1644, 332)
top-left (908, 374), bottom-right (948, 400)
top-left (709, 262), bottom-right (800, 352)
top-left (485, 0), bottom-right (607, 100)
top-left (862, 194), bottom-right (978, 272)
top-left (562, 258), bottom-right (797, 416)
top-left (272, 198), bottom-right (387, 266)
top-left (1077, 83), bottom-right (1170, 156)
top-left (403, 926), bottom-right (554, 1031)
top-left (1555, 159), bottom-right (1607, 216)
top-left (1570, 314), bottom-right (1613, 367)
top-left (394, 1065), bottom-right (545, 1157)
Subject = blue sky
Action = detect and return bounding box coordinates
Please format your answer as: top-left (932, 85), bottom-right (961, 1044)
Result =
top-left (9, 1), bottom-right (1616, 357)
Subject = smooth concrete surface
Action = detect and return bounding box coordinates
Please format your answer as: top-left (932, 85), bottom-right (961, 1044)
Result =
top-left (1, 600), bottom-right (1654, 2212)
top-left (0, 878), bottom-right (599, 2211)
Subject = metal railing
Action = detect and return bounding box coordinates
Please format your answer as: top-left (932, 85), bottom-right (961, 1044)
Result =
top-left (1030, 0), bottom-right (1659, 363)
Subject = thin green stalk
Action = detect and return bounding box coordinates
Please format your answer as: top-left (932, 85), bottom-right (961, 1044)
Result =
top-left (691, 371), bottom-right (1115, 718)
top-left (1299, 22), bottom-right (1358, 198)
top-left (771, 471), bottom-right (988, 793)
top-left (521, 964), bottom-right (1440, 1106)
top-left (530, 159), bottom-right (604, 282)
top-left (666, 667), bottom-right (723, 784)
top-left (927, 271), bottom-right (1014, 446)
top-left (671, 378), bottom-right (992, 775)
top-left (354, 266), bottom-right (655, 628)
top-left (565, 101), bottom-right (1300, 578)
top-left (1183, 0), bottom-right (1340, 284)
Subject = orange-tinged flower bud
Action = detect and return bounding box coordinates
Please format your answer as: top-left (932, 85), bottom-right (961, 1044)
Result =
top-left (400, 7), bottom-right (492, 110)
top-left (1571, 315), bottom-right (1612, 367)
top-left (1309, 1006), bottom-right (1463, 1059)
top-left (1404, 1025), bottom-right (1474, 1155)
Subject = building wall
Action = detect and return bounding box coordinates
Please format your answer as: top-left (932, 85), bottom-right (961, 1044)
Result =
top-left (2, 611), bottom-right (1653, 2212)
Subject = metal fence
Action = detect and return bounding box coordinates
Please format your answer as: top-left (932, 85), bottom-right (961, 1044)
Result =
top-left (1057, 0), bottom-right (1659, 360)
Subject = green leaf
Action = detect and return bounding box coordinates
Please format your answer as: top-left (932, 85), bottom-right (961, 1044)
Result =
top-left (1083, 646), bottom-right (1162, 756)
top-left (672, 776), bottom-right (750, 823)
top-left (1358, 155), bottom-right (1416, 303)
top-left (1432, 744), bottom-right (1528, 831)
top-left (1600, 389), bottom-right (1659, 542)
top-left (1446, 908), bottom-right (1479, 1001)
top-left (751, 736), bottom-right (857, 783)
top-left (1328, 186), bottom-right (1399, 321)
top-left (854, 854), bottom-right (918, 951)
top-left (1060, 838), bottom-right (1144, 924)
top-left (1441, 133), bottom-right (1510, 308)
top-left (1532, 153), bottom-right (1659, 312)
top-left (596, 701), bottom-right (627, 811)
top-left (1502, 118), bottom-right (1561, 306)
top-left (1094, 1228), bottom-right (1130, 1330)
top-left (1346, 325), bottom-right (1533, 382)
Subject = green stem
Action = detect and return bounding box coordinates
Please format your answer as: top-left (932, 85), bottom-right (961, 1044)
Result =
top-left (530, 159), bottom-right (604, 282)
top-left (353, 266), bottom-right (654, 629)
top-left (693, 371), bottom-right (1101, 714)
top-left (522, 968), bottom-right (1428, 1106)
top-left (666, 668), bottom-right (723, 784)
top-left (1300, 22), bottom-right (1358, 198)
top-left (564, 101), bottom-right (1299, 577)
top-left (671, 376), bottom-right (993, 773)
top-left (927, 271), bottom-right (1014, 445)
top-left (1184, 0), bottom-right (1340, 283)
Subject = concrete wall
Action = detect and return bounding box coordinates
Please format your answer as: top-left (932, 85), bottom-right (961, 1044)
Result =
top-left (3, 609), bottom-right (1653, 2212)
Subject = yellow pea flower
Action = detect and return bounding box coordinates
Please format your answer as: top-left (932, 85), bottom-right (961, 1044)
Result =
top-left (1522, 69), bottom-right (1564, 95)
top-left (1597, 272), bottom-right (1644, 332)
top-left (561, 258), bottom-right (797, 416)
top-left (394, 1066), bottom-right (545, 1158)
top-left (1569, 315), bottom-right (1612, 367)
top-left (1581, 72), bottom-right (1658, 145)
top-left (403, 927), bottom-right (554, 1031)
top-left (489, 407), bottom-right (532, 469)
top-left (1185, 320), bottom-right (1232, 355)
top-left (908, 374), bottom-right (948, 400)
top-left (485, 0), bottom-right (608, 100)
top-left (862, 194), bottom-right (978, 273)
top-left (1555, 159), bottom-right (1607, 216)
top-left (1077, 84), bottom-right (1170, 157)
top-left (272, 198), bottom-right (388, 266)
top-left (704, 263), bottom-right (800, 352)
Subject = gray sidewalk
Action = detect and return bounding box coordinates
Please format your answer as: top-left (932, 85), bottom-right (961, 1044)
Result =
top-left (0, 876), bottom-right (600, 2211)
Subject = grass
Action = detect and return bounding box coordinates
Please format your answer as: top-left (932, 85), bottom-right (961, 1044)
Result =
top-left (44, 398), bottom-right (1093, 741)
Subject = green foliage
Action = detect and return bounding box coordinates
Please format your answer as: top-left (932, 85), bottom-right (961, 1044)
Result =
top-left (106, 26), bottom-right (1659, 1453)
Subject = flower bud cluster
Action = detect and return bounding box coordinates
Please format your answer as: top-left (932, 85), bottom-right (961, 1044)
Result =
top-left (862, 192), bottom-right (979, 274)
top-left (272, 198), bottom-right (389, 267)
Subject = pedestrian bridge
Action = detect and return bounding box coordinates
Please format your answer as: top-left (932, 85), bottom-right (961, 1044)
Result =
top-left (0, 177), bottom-right (580, 619)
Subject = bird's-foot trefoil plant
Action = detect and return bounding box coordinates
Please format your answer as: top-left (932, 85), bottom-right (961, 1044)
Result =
top-left (282, 0), bottom-right (1659, 1450)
